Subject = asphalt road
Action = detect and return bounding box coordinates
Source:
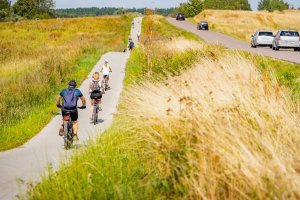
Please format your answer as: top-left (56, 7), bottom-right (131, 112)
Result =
top-left (0, 17), bottom-right (142, 200)
top-left (167, 18), bottom-right (300, 64)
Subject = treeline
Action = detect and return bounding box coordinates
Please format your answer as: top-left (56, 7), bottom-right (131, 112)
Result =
top-left (0, 0), bottom-right (55, 21)
top-left (0, 1), bottom-right (175, 21)
top-left (177, 0), bottom-right (296, 17)
top-left (55, 7), bottom-right (175, 18)
top-left (258, 0), bottom-right (289, 12)
top-left (177, 0), bottom-right (251, 17)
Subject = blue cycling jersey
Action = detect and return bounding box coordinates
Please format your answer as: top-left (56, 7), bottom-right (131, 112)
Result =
top-left (60, 88), bottom-right (83, 98)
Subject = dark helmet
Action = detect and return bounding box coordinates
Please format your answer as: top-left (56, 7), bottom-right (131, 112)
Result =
top-left (68, 80), bottom-right (77, 87)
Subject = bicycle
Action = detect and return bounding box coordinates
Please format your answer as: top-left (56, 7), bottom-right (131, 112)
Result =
top-left (61, 107), bottom-right (84, 150)
top-left (103, 75), bottom-right (110, 91)
top-left (92, 99), bottom-right (100, 125)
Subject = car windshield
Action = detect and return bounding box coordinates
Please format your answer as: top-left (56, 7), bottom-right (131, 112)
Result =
top-left (258, 32), bottom-right (273, 36)
top-left (280, 31), bottom-right (300, 37)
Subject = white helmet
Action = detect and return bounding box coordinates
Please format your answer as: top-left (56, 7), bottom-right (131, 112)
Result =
top-left (104, 59), bottom-right (108, 63)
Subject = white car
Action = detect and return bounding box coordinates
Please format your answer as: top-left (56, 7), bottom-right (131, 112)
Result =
top-left (272, 30), bottom-right (300, 51)
top-left (251, 31), bottom-right (274, 48)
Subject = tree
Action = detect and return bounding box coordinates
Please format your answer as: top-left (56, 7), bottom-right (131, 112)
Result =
top-left (258, 0), bottom-right (289, 12)
top-left (13, 0), bottom-right (55, 19)
top-left (177, 0), bottom-right (203, 17)
top-left (204, 0), bottom-right (251, 10)
top-left (0, 0), bottom-right (11, 20)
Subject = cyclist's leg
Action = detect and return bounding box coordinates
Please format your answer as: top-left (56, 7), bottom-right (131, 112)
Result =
top-left (71, 111), bottom-right (79, 140)
top-left (90, 99), bottom-right (94, 119)
top-left (59, 111), bottom-right (66, 136)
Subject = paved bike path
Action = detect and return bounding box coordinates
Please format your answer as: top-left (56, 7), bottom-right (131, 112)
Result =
top-left (0, 17), bottom-right (142, 200)
top-left (167, 18), bottom-right (300, 64)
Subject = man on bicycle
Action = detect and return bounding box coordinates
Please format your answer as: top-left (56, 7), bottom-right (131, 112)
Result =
top-left (100, 59), bottom-right (112, 90)
top-left (128, 38), bottom-right (134, 51)
top-left (56, 80), bottom-right (86, 141)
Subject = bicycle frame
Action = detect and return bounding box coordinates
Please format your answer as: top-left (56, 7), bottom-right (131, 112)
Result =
top-left (63, 111), bottom-right (74, 149)
top-left (103, 75), bottom-right (109, 91)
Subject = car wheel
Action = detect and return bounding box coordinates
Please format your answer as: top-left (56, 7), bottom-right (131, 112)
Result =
top-left (294, 48), bottom-right (298, 51)
top-left (269, 45), bottom-right (272, 48)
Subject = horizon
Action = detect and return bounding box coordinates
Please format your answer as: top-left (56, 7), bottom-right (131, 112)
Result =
top-left (10, 0), bottom-right (300, 10)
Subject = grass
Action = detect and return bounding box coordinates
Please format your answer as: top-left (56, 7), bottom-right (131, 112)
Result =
top-left (194, 9), bottom-right (300, 42)
top-left (28, 16), bottom-right (300, 199)
top-left (0, 15), bottom-right (133, 151)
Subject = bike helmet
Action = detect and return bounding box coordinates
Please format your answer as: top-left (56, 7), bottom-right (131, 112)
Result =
top-left (68, 80), bottom-right (77, 87)
top-left (104, 59), bottom-right (108, 63)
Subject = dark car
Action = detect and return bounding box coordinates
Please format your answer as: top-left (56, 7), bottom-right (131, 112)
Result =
top-left (197, 21), bottom-right (209, 30)
top-left (176, 13), bottom-right (185, 21)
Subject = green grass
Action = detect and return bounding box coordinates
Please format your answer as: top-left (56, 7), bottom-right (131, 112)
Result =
top-left (0, 15), bottom-right (134, 151)
top-left (28, 16), bottom-right (300, 199)
top-left (240, 51), bottom-right (300, 102)
top-left (0, 50), bottom-right (104, 150)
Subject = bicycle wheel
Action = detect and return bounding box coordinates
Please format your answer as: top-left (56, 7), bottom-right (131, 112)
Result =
top-left (63, 121), bottom-right (69, 150)
top-left (93, 105), bottom-right (98, 125)
top-left (64, 120), bottom-right (73, 149)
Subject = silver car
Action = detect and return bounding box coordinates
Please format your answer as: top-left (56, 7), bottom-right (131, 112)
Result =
top-left (251, 31), bottom-right (274, 48)
top-left (272, 30), bottom-right (300, 51)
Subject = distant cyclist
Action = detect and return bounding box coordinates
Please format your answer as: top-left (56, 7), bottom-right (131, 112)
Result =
top-left (89, 72), bottom-right (104, 120)
top-left (56, 80), bottom-right (86, 141)
top-left (128, 38), bottom-right (135, 51)
top-left (137, 31), bottom-right (140, 41)
top-left (100, 59), bottom-right (112, 90)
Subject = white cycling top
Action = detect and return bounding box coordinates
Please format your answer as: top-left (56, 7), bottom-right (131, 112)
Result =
top-left (102, 65), bottom-right (110, 75)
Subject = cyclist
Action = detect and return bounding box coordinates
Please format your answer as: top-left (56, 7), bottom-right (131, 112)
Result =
top-left (137, 31), bottom-right (140, 41)
top-left (89, 72), bottom-right (104, 120)
top-left (100, 59), bottom-right (112, 90)
top-left (56, 80), bottom-right (86, 141)
top-left (128, 38), bottom-right (135, 51)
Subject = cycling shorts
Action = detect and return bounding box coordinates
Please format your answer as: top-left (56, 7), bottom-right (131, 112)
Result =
top-left (62, 109), bottom-right (78, 121)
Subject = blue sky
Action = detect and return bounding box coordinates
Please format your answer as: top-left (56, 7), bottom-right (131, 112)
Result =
top-left (10, 0), bottom-right (300, 10)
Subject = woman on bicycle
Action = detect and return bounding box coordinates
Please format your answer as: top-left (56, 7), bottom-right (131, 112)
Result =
top-left (89, 72), bottom-right (104, 120)
top-left (100, 59), bottom-right (112, 90)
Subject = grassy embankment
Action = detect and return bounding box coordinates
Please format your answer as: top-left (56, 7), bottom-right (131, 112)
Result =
top-left (0, 15), bottom-right (133, 151)
top-left (193, 9), bottom-right (300, 42)
top-left (192, 9), bottom-right (300, 101)
top-left (29, 16), bottom-right (300, 199)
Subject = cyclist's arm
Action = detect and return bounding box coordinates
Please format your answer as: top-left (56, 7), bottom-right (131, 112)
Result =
top-left (80, 96), bottom-right (86, 107)
top-left (100, 67), bottom-right (103, 73)
top-left (109, 66), bottom-right (112, 72)
top-left (89, 81), bottom-right (92, 93)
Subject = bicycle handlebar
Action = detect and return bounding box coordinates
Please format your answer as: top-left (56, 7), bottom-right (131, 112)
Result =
top-left (77, 106), bottom-right (86, 109)
top-left (57, 105), bottom-right (86, 109)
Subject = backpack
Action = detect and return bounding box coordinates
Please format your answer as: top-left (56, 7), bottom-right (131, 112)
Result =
top-left (91, 80), bottom-right (100, 92)
top-left (129, 41), bottom-right (134, 49)
top-left (63, 88), bottom-right (77, 110)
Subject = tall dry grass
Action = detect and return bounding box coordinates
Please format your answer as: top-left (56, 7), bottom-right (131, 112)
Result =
top-left (124, 53), bottom-right (300, 199)
top-left (28, 17), bottom-right (300, 199)
top-left (194, 9), bottom-right (300, 42)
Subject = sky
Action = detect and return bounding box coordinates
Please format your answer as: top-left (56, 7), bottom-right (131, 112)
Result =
top-left (10, 0), bottom-right (300, 10)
